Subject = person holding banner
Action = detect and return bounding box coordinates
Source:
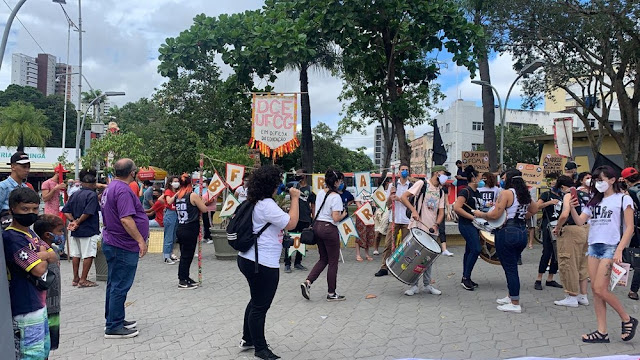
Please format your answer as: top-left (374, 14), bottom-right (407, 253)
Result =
top-left (569, 165), bottom-right (638, 343)
top-left (399, 165), bottom-right (449, 296)
top-left (302, 170), bottom-right (346, 302)
top-left (453, 166), bottom-right (482, 291)
top-left (473, 170), bottom-right (538, 313)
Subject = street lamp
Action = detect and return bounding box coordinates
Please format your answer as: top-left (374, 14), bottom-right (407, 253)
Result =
top-left (56, 72), bottom-right (94, 149)
top-left (75, 91), bottom-right (125, 179)
top-left (472, 59), bottom-right (545, 169)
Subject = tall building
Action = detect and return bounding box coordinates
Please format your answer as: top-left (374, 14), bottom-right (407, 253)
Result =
top-left (35, 54), bottom-right (56, 96)
top-left (54, 63), bottom-right (80, 106)
top-left (11, 53), bottom-right (38, 89)
top-left (409, 132), bottom-right (433, 175)
top-left (435, 100), bottom-right (589, 172)
top-left (373, 125), bottom-right (398, 170)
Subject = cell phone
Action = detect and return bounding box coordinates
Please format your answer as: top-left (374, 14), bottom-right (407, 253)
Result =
top-left (570, 187), bottom-right (578, 201)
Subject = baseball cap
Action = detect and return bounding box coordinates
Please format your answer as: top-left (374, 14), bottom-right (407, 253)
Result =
top-left (7, 151), bottom-right (30, 165)
top-left (432, 165), bottom-right (451, 176)
top-left (564, 161), bottom-right (578, 170)
top-left (622, 167), bottom-right (639, 179)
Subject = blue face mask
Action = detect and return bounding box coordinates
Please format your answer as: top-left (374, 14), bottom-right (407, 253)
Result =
top-left (499, 180), bottom-right (506, 189)
top-left (478, 180), bottom-right (486, 188)
top-left (401, 170), bottom-right (409, 178)
top-left (338, 183), bottom-right (345, 191)
top-left (47, 232), bottom-right (65, 245)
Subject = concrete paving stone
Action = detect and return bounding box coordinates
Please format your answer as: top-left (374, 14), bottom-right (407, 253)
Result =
top-left (469, 348), bottom-right (501, 360)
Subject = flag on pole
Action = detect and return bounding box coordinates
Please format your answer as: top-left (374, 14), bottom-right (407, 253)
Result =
top-left (432, 120), bottom-right (447, 165)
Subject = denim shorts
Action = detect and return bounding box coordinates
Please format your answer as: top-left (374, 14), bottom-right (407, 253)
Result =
top-left (587, 243), bottom-right (617, 259)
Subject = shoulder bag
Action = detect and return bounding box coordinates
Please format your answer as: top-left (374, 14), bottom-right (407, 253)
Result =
top-left (300, 190), bottom-right (333, 245)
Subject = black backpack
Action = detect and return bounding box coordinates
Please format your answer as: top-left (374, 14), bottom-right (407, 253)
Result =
top-left (404, 181), bottom-right (444, 219)
top-left (226, 201), bottom-right (271, 273)
top-left (628, 185), bottom-right (640, 234)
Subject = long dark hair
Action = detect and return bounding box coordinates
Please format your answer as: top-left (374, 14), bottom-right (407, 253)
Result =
top-left (464, 165), bottom-right (479, 182)
top-left (505, 169), bottom-right (531, 205)
top-left (165, 175), bottom-right (179, 191)
top-left (324, 169), bottom-right (340, 192)
top-left (483, 172), bottom-right (496, 188)
top-left (588, 165), bottom-right (621, 207)
top-left (576, 171), bottom-right (591, 188)
top-left (247, 165), bottom-right (282, 203)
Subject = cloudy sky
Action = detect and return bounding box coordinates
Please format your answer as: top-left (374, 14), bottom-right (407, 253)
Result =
top-left (0, 0), bottom-right (529, 157)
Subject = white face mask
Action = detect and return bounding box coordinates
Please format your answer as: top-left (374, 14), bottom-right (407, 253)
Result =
top-left (584, 178), bottom-right (591, 187)
top-left (595, 181), bottom-right (609, 193)
top-left (438, 174), bottom-right (448, 185)
top-left (171, 182), bottom-right (180, 189)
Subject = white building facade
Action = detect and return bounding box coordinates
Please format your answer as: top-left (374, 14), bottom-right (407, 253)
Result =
top-left (11, 53), bottom-right (38, 89)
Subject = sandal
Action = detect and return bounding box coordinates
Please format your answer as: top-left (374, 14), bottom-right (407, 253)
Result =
top-left (356, 256), bottom-right (363, 262)
top-left (622, 317), bottom-right (638, 341)
top-left (366, 256), bottom-right (373, 261)
top-left (581, 330), bottom-right (610, 343)
top-left (72, 281), bottom-right (79, 287)
top-left (78, 281), bottom-right (99, 288)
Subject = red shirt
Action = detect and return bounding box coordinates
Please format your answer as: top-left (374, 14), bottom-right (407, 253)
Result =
top-left (129, 181), bottom-right (140, 196)
top-left (151, 200), bottom-right (164, 227)
top-left (164, 189), bottom-right (176, 211)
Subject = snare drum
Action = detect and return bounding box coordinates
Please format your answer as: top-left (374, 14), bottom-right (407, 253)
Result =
top-left (479, 230), bottom-right (500, 265)
top-left (386, 228), bottom-right (442, 285)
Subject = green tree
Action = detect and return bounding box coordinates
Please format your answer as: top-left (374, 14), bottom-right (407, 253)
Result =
top-left (0, 101), bottom-right (51, 150)
top-left (482, 124), bottom-right (545, 169)
top-left (82, 132), bottom-right (150, 175)
top-left (495, 0), bottom-right (640, 166)
top-left (81, 89), bottom-right (104, 122)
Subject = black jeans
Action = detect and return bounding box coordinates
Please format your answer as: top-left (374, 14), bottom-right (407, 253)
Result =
top-left (538, 224), bottom-right (558, 275)
top-left (238, 256), bottom-right (279, 352)
top-left (202, 212), bottom-right (212, 240)
top-left (177, 222), bottom-right (199, 281)
top-left (284, 221), bottom-right (309, 266)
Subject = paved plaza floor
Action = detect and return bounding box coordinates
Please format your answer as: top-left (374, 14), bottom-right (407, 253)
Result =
top-left (50, 242), bottom-right (640, 360)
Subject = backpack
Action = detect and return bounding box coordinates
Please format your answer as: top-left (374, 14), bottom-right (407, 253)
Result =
top-left (627, 184), bottom-right (640, 235)
top-left (404, 181), bottom-right (444, 219)
top-left (226, 201), bottom-right (271, 273)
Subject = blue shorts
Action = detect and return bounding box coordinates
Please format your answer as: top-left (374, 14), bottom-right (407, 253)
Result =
top-left (587, 243), bottom-right (617, 259)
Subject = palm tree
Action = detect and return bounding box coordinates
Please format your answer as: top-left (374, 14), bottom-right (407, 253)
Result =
top-left (81, 89), bottom-right (104, 122)
top-left (0, 101), bottom-right (51, 151)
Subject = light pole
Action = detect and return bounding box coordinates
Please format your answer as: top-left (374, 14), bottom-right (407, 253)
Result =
top-left (56, 71), bottom-right (93, 149)
top-left (75, 91), bottom-right (125, 179)
top-left (0, 0), bottom-right (28, 72)
top-left (472, 59), bottom-right (545, 170)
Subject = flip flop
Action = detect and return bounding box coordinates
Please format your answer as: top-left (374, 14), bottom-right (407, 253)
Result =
top-left (356, 256), bottom-right (364, 262)
top-left (366, 257), bottom-right (373, 261)
top-left (72, 280), bottom-right (79, 286)
top-left (78, 281), bottom-right (99, 288)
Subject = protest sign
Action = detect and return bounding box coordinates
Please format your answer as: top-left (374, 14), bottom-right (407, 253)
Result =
top-left (516, 163), bottom-right (544, 188)
top-left (610, 262), bottom-right (630, 291)
top-left (461, 151), bottom-right (490, 172)
top-left (249, 94), bottom-right (299, 158)
top-left (225, 163), bottom-right (245, 190)
top-left (541, 153), bottom-right (563, 177)
top-left (312, 174), bottom-right (325, 195)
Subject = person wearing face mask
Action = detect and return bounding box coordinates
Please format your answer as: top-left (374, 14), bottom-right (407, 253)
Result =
top-left (569, 165), bottom-right (638, 343)
top-left (3, 187), bottom-right (57, 359)
top-left (478, 172), bottom-right (502, 211)
top-left (564, 161), bottom-right (579, 182)
top-left (34, 214), bottom-right (65, 352)
top-left (62, 169), bottom-right (101, 288)
top-left (235, 175), bottom-right (250, 203)
top-left (576, 172), bottom-right (593, 193)
top-left (453, 166), bottom-right (483, 290)
top-left (533, 173), bottom-right (563, 291)
top-left (399, 165), bottom-right (449, 296)
top-left (551, 176), bottom-right (590, 308)
top-left (335, 172), bottom-right (355, 219)
top-left (374, 164), bottom-right (414, 277)
top-left (146, 188), bottom-right (165, 227)
top-left (0, 152), bottom-right (31, 230)
top-left (162, 176), bottom-right (181, 264)
top-left (621, 168), bottom-right (640, 301)
top-left (474, 169), bottom-right (538, 313)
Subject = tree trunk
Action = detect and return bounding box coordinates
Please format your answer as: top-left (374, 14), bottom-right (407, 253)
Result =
top-left (617, 90), bottom-right (640, 167)
top-left (299, 63), bottom-right (314, 172)
top-left (476, 19), bottom-right (498, 171)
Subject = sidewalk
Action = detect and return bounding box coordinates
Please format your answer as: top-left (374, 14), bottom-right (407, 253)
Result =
top-left (51, 243), bottom-right (640, 360)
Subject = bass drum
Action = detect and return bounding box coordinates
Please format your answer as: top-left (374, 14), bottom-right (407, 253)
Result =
top-left (479, 230), bottom-right (500, 265)
top-left (386, 228), bottom-right (442, 285)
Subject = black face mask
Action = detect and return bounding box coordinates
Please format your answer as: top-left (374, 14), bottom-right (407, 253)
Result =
top-left (12, 213), bottom-right (38, 227)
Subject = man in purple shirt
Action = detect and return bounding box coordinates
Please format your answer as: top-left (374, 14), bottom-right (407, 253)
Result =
top-left (100, 158), bottom-right (149, 339)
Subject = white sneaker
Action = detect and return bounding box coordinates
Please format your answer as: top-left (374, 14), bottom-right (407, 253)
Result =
top-left (554, 295), bottom-right (579, 308)
top-left (497, 303), bottom-right (521, 313)
top-left (442, 250), bottom-right (454, 257)
top-left (496, 296), bottom-right (511, 305)
top-left (424, 285), bottom-right (442, 295)
top-left (404, 285), bottom-right (420, 296)
top-left (373, 250), bottom-right (379, 255)
top-left (206, 239), bottom-right (214, 244)
top-left (577, 294), bottom-right (589, 306)
top-left (164, 258), bottom-right (176, 265)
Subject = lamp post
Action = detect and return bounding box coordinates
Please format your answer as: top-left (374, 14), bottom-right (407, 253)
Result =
top-left (56, 71), bottom-right (93, 149)
top-left (75, 91), bottom-right (125, 179)
top-left (472, 59), bottom-right (545, 170)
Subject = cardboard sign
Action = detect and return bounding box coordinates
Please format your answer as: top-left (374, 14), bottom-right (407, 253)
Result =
top-left (312, 174), bottom-right (325, 195)
top-left (354, 171), bottom-right (372, 196)
top-left (225, 163), bottom-right (245, 190)
top-left (207, 172), bottom-right (227, 198)
top-left (219, 193), bottom-right (241, 218)
top-left (610, 262), bottom-right (630, 291)
top-left (372, 186), bottom-right (388, 210)
top-left (461, 151), bottom-right (490, 172)
top-left (554, 117), bottom-right (573, 158)
top-left (516, 163), bottom-right (544, 188)
top-left (354, 202), bottom-right (375, 226)
top-left (287, 232), bottom-right (306, 257)
top-left (337, 217), bottom-right (358, 246)
top-left (541, 153), bottom-right (563, 177)
top-left (252, 95), bottom-right (297, 149)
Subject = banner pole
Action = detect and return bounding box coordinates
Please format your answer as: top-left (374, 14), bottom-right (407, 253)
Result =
top-left (390, 166), bottom-right (396, 252)
top-left (562, 119), bottom-right (573, 159)
top-left (198, 154), bottom-right (204, 286)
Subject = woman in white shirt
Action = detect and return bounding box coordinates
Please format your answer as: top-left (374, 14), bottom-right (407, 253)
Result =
top-left (570, 165), bottom-right (638, 343)
top-left (301, 169), bottom-right (347, 302)
top-left (237, 165), bottom-right (300, 360)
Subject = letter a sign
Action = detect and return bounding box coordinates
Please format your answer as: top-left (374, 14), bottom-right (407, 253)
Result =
top-left (354, 171), bottom-right (372, 196)
top-left (226, 163), bottom-right (245, 190)
top-left (207, 172), bottom-right (227, 198)
top-left (337, 217), bottom-right (358, 246)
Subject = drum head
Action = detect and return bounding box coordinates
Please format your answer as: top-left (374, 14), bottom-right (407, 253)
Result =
top-left (479, 235), bottom-right (500, 265)
top-left (411, 228), bottom-right (442, 254)
top-left (480, 230), bottom-right (494, 244)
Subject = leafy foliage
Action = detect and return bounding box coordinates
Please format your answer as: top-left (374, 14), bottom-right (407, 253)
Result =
top-left (477, 125), bottom-right (545, 169)
top-left (0, 101), bottom-right (52, 150)
top-left (82, 132), bottom-right (150, 175)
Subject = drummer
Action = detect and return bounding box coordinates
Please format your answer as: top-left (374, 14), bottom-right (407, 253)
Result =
top-left (399, 165), bottom-right (449, 296)
top-left (473, 169), bottom-right (538, 313)
top-left (534, 173), bottom-right (563, 291)
top-left (453, 166), bottom-right (482, 291)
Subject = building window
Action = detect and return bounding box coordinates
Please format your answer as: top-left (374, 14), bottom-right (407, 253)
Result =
top-left (472, 122), bottom-right (484, 131)
top-left (589, 120), bottom-right (596, 128)
top-left (445, 123), bottom-right (450, 133)
top-left (471, 143), bottom-right (482, 151)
